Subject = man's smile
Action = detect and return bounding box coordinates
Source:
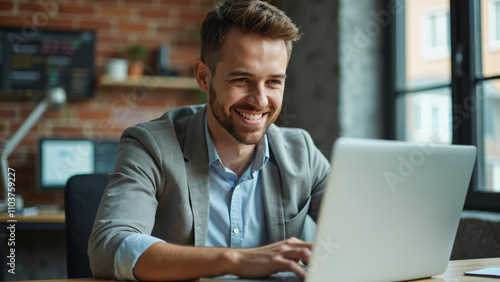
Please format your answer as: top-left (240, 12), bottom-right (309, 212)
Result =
top-left (235, 109), bottom-right (267, 123)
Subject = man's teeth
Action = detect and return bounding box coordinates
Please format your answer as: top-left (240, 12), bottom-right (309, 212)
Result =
top-left (237, 110), bottom-right (263, 120)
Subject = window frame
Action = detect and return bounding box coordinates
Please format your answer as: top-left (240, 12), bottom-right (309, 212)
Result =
top-left (389, 0), bottom-right (500, 212)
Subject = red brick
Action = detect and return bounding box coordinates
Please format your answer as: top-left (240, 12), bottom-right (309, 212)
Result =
top-left (77, 109), bottom-right (110, 120)
top-left (66, 99), bottom-right (93, 109)
top-left (43, 107), bottom-right (73, 119)
top-left (8, 122), bottom-right (38, 135)
top-left (0, 108), bottom-right (17, 118)
top-left (44, 19), bottom-right (75, 29)
top-left (84, 0), bottom-right (117, 3)
top-left (118, 21), bottom-right (149, 32)
top-left (59, 4), bottom-right (94, 15)
top-left (139, 8), bottom-right (171, 19)
top-left (52, 126), bottom-right (85, 136)
top-left (156, 24), bottom-right (191, 34)
top-left (176, 38), bottom-right (200, 49)
top-left (19, 3), bottom-right (53, 13)
top-left (101, 6), bottom-right (133, 18)
top-left (17, 133), bottom-right (37, 147)
top-left (0, 1), bottom-right (14, 11)
top-left (170, 50), bottom-right (198, 65)
top-left (97, 38), bottom-right (128, 49)
top-left (0, 121), bottom-right (8, 136)
top-left (178, 10), bottom-right (206, 23)
top-left (127, 0), bottom-right (154, 4)
top-left (79, 20), bottom-right (111, 30)
top-left (160, 0), bottom-right (193, 7)
top-left (96, 48), bottom-right (124, 60)
top-left (134, 38), bottom-right (168, 50)
top-left (91, 126), bottom-right (125, 138)
top-left (0, 16), bottom-right (24, 26)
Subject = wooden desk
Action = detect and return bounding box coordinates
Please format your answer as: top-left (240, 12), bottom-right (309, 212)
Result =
top-left (23, 257), bottom-right (500, 281)
top-left (0, 212), bottom-right (65, 224)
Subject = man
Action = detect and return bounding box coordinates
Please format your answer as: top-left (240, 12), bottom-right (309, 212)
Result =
top-left (88, 0), bottom-right (330, 280)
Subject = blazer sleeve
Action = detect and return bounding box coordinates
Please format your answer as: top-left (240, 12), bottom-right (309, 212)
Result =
top-left (88, 125), bottom-right (165, 279)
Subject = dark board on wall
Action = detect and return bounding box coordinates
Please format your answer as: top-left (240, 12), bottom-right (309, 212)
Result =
top-left (0, 27), bottom-right (95, 99)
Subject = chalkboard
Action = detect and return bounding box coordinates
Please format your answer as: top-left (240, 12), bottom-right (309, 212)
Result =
top-left (0, 27), bottom-right (95, 99)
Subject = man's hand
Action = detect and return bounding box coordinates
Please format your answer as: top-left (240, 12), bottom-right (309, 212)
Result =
top-left (134, 237), bottom-right (312, 281)
top-left (222, 237), bottom-right (312, 279)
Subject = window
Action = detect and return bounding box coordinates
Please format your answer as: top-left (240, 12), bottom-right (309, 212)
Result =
top-left (421, 8), bottom-right (450, 60)
top-left (489, 0), bottom-right (500, 49)
top-left (391, 0), bottom-right (500, 211)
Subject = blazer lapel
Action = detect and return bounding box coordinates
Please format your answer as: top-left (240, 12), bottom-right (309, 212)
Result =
top-left (183, 107), bottom-right (210, 247)
top-left (262, 154), bottom-right (286, 243)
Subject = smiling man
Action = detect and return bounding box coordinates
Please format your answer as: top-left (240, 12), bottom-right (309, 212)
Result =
top-left (88, 0), bottom-right (331, 281)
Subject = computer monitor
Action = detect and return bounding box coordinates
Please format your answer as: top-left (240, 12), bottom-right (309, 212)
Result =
top-left (37, 139), bottom-right (119, 190)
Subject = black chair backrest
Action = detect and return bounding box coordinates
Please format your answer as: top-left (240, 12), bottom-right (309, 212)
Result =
top-left (65, 174), bottom-right (109, 278)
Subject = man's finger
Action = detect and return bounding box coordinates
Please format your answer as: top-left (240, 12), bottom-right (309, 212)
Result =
top-left (275, 257), bottom-right (308, 279)
top-left (281, 247), bottom-right (312, 262)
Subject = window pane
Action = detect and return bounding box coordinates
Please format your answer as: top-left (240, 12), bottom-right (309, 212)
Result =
top-left (403, 0), bottom-right (451, 90)
top-left (478, 80), bottom-right (500, 191)
top-left (481, 0), bottom-right (500, 77)
top-left (396, 88), bottom-right (452, 143)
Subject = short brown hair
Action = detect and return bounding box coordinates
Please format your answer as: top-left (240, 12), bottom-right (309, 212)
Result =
top-left (200, 0), bottom-right (301, 73)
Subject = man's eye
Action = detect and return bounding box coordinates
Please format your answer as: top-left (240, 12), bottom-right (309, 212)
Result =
top-left (232, 78), bottom-right (248, 83)
top-left (268, 79), bottom-right (282, 85)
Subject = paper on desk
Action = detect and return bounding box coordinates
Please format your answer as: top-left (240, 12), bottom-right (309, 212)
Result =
top-left (464, 267), bottom-right (500, 278)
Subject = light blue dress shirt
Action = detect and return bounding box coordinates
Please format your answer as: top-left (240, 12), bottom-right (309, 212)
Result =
top-left (204, 119), bottom-right (270, 248)
top-left (113, 116), bottom-right (270, 280)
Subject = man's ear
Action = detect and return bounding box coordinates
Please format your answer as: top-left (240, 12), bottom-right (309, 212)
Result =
top-left (194, 59), bottom-right (210, 92)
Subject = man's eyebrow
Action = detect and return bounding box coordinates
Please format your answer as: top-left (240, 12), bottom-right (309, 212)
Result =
top-left (269, 73), bottom-right (287, 79)
top-left (225, 71), bottom-right (287, 79)
top-left (225, 71), bottom-right (255, 77)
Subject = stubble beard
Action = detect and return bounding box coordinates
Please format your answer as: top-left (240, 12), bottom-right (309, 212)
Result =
top-left (208, 83), bottom-right (280, 145)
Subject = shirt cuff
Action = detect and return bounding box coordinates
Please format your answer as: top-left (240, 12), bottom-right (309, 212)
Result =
top-left (114, 233), bottom-right (165, 281)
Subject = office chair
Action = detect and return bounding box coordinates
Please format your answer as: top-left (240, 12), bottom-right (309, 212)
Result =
top-left (65, 173), bottom-right (109, 278)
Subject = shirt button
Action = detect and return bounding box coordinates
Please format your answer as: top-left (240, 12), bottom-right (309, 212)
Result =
top-left (235, 185), bottom-right (240, 190)
top-left (233, 228), bottom-right (240, 234)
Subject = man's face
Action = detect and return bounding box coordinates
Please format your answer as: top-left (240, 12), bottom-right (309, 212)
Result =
top-left (206, 27), bottom-right (288, 145)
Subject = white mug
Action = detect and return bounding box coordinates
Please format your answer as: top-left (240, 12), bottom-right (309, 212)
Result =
top-left (106, 59), bottom-right (128, 81)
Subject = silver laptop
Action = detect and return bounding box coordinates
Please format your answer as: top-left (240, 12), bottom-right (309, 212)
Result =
top-left (203, 137), bottom-right (477, 282)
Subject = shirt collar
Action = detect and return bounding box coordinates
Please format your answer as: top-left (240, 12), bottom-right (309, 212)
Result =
top-left (204, 114), bottom-right (269, 173)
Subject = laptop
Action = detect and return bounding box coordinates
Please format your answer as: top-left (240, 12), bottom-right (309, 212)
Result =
top-left (203, 137), bottom-right (477, 282)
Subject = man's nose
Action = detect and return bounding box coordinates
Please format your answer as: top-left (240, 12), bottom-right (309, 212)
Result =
top-left (247, 83), bottom-right (269, 108)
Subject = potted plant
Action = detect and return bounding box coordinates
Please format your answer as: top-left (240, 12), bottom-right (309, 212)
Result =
top-left (126, 44), bottom-right (147, 80)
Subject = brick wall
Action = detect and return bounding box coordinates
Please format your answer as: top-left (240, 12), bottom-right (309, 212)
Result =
top-left (0, 0), bottom-right (216, 207)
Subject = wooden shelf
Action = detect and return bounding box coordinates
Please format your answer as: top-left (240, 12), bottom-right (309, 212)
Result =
top-left (99, 75), bottom-right (200, 90)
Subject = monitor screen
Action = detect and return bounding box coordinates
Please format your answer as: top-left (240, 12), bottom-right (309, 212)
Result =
top-left (37, 139), bottom-right (119, 190)
top-left (0, 27), bottom-right (95, 99)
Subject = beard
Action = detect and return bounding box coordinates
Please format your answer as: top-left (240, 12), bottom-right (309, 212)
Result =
top-left (208, 83), bottom-right (280, 145)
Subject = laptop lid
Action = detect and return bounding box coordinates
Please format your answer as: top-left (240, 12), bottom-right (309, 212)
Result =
top-left (307, 137), bottom-right (477, 282)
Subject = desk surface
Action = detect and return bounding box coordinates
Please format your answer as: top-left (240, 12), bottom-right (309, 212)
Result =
top-left (25, 257), bottom-right (500, 281)
top-left (0, 211), bottom-right (65, 223)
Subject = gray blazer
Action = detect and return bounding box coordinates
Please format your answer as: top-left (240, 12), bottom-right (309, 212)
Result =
top-left (88, 105), bottom-right (330, 278)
